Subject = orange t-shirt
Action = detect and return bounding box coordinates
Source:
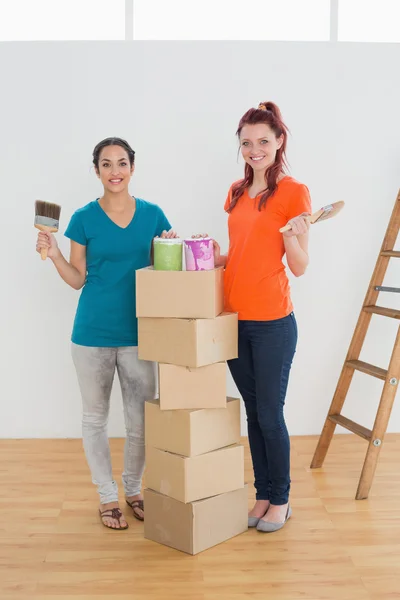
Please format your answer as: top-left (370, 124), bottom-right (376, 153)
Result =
top-left (223, 176), bottom-right (312, 321)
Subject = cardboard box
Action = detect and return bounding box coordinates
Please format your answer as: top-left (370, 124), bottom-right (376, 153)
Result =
top-left (145, 397), bottom-right (240, 457)
top-left (159, 362), bottom-right (226, 410)
top-left (138, 312), bottom-right (238, 368)
top-left (136, 266), bottom-right (224, 319)
top-left (144, 485), bottom-right (248, 555)
top-left (145, 444), bottom-right (244, 503)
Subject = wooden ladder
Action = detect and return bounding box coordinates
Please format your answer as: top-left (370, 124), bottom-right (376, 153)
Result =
top-left (310, 190), bottom-right (400, 500)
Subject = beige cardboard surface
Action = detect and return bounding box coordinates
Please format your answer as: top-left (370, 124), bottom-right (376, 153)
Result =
top-left (145, 397), bottom-right (240, 457)
top-left (138, 312), bottom-right (238, 367)
top-left (136, 266), bottom-right (224, 318)
top-left (159, 362), bottom-right (227, 410)
top-left (191, 485), bottom-right (248, 554)
top-left (145, 444), bottom-right (244, 503)
top-left (144, 486), bottom-right (248, 555)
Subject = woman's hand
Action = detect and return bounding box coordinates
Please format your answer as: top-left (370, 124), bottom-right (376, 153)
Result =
top-left (36, 231), bottom-right (60, 259)
top-left (191, 233), bottom-right (222, 266)
top-left (282, 213), bottom-right (310, 276)
top-left (282, 213), bottom-right (310, 238)
top-left (160, 229), bottom-right (179, 239)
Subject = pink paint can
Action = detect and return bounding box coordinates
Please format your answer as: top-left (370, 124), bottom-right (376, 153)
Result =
top-left (184, 237), bottom-right (215, 271)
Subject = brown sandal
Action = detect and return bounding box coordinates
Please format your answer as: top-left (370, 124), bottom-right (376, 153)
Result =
top-left (99, 507), bottom-right (129, 530)
top-left (126, 499), bottom-right (144, 521)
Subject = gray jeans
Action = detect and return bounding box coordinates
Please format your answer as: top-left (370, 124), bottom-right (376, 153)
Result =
top-left (71, 344), bottom-right (157, 504)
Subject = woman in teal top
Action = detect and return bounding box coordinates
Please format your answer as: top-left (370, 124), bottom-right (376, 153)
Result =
top-left (36, 137), bottom-right (176, 530)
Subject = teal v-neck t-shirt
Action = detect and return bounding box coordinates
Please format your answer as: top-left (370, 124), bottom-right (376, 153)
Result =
top-left (64, 198), bottom-right (171, 347)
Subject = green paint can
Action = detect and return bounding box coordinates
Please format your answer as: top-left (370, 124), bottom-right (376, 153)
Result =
top-left (153, 237), bottom-right (183, 271)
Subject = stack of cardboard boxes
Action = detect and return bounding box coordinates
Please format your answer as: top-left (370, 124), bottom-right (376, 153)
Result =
top-left (136, 266), bottom-right (248, 554)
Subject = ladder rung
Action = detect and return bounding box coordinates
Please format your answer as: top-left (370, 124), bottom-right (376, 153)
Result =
top-left (346, 359), bottom-right (388, 380)
top-left (381, 250), bottom-right (400, 257)
top-left (328, 414), bottom-right (372, 441)
top-left (363, 305), bottom-right (400, 319)
top-left (374, 286), bottom-right (400, 293)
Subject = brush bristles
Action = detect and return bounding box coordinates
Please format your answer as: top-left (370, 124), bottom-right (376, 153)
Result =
top-left (35, 200), bottom-right (61, 221)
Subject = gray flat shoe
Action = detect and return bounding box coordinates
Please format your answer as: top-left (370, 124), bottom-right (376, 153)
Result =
top-left (256, 505), bottom-right (292, 533)
top-left (248, 516), bottom-right (261, 528)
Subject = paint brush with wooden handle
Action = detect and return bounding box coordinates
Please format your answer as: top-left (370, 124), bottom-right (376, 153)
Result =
top-left (279, 201), bottom-right (345, 233)
top-left (34, 200), bottom-right (61, 260)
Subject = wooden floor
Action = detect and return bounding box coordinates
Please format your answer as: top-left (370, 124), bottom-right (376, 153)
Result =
top-left (1, 435), bottom-right (400, 600)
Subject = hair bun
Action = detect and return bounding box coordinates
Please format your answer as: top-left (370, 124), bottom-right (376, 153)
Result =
top-left (263, 102), bottom-right (283, 120)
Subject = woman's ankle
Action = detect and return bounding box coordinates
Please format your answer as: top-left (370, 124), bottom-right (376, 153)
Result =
top-left (100, 500), bottom-right (119, 508)
top-left (125, 493), bottom-right (143, 501)
top-left (249, 499), bottom-right (270, 517)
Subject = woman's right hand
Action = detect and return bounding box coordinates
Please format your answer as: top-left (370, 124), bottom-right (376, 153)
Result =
top-left (191, 233), bottom-right (221, 266)
top-left (36, 231), bottom-right (60, 260)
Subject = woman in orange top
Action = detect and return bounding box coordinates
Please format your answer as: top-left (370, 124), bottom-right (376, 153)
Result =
top-left (199, 101), bottom-right (311, 533)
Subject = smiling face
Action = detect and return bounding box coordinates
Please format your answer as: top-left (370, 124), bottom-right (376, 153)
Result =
top-left (240, 123), bottom-right (283, 172)
top-left (96, 145), bottom-right (134, 193)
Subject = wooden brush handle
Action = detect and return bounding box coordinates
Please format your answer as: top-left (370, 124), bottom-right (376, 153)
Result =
top-left (34, 224), bottom-right (58, 261)
top-left (279, 214), bottom-right (312, 233)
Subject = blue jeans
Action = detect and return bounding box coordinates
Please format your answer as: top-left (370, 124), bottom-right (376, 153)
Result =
top-left (228, 313), bottom-right (298, 505)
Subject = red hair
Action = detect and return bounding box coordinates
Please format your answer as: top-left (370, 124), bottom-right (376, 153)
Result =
top-left (229, 101), bottom-right (289, 212)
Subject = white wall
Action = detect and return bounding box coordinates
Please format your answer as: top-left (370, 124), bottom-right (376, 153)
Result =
top-left (1, 41), bottom-right (400, 438)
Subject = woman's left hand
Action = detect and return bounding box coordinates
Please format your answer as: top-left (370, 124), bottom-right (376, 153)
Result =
top-left (159, 229), bottom-right (179, 239)
top-left (282, 213), bottom-right (310, 238)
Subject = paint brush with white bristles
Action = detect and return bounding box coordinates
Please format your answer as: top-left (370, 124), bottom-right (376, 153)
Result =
top-left (34, 200), bottom-right (61, 260)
